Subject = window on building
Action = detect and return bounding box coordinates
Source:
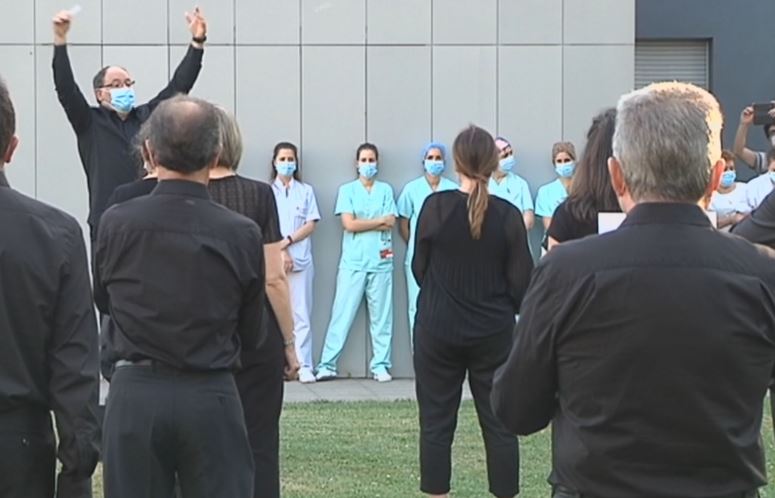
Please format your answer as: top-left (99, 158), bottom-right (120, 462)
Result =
top-left (635, 40), bottom-right (710, 90)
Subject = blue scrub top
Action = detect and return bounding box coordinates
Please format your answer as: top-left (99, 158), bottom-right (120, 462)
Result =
top-left (334, 179), bottom-right (398, 273)
top-left (397, 175), bottom-right (458, 267)
top-left (535, 178), bottom-right (569, 218)
top-left (488, 172), bottom-right (534, 213)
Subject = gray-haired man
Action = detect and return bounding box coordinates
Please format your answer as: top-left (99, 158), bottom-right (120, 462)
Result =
top-left (493, 82), bottom-right (775, 498)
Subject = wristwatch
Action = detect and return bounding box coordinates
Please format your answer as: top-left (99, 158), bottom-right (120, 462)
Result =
top-left (192, 35), bottom-right (207, 44)
top-left (286, 235), bottom-right (294, 245)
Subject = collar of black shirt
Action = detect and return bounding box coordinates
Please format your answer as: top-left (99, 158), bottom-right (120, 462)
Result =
top-left (152, 179), bottom-right (210, 199)
top-left (621, 202), bottom-right (711, 228)
top-left (0, 169), bottom-right (9, 188)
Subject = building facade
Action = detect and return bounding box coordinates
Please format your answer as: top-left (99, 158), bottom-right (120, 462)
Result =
top-left (1, 0), bottom-right (634, 377)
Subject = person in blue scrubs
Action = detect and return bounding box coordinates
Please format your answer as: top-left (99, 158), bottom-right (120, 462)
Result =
top-left (316, 143), bottom-right (398, 383)
top-left (271, 142), bottom-right (321, 384)
top-left (489, 137), bottom-right (535, 230)
top-left (535, 141), bottom-right (577, 232)
top-left (397, 142), bottom-right (458, 336)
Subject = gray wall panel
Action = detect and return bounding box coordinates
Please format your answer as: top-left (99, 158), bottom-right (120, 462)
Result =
top-left (236, 0), bottom-right (300, 45)
top-left (170, 45), bottom-right (234, 111)
top-left (432, 46), bottom-right (497, 148)
top-left (366, 45), bottom-right (432, 377)
top-left (0, 0), bottom-right (33, 44)
top-left (235, 46), bottom-right (301, 182)
top-left (367, 0), bottom-right (430, 45)
top-left (302, 46), bottom-right (367, 377)
top-left (565, 0), bottom-right (634, 45)
top-left (301, 0), bottom-right (365, 45)
top-left (563, 45), bottom-right (634, 151)
top-left (433, 0), bottom-right (497, 45)
top-left (102, 0), bottom-right (167, 45)
top-left (35, 0), bottom-right (102, 44)
top-left (498, 0), bottom-right (562, 45)
top-left (1, 46), bottom-right (36, 197)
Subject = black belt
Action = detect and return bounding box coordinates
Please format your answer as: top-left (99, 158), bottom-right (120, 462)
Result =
top-left (114, 359), bottom-right (228, 376)
top-left (553, 486), bottom-right (759, 498)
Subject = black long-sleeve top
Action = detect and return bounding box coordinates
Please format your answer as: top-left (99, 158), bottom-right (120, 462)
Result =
top-left (94, 180), bottom-right (266, 371)
top-left (412, 190), bottom-right (534, 339)
top-left (53, 44), bottom-right (203, 239)
top-left (492, 203), bottom-right (775, 497)
top-left (732, 188), bottom-right (775, 247)
top-left (0, 171), bottom-right (100, 497)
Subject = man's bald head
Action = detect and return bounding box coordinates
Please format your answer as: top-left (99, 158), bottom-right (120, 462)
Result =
top-left (147, 96), bottom-right (221, 173)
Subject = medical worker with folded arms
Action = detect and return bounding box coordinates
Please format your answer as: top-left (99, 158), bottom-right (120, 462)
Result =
top-left (316, 143), bottom-right (398, 383)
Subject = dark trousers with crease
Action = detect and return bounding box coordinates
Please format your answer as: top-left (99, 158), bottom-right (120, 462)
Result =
top-left (103, 366), bottom-right (254, 498)
top-left (0, 408), bottom-right (55, 498)
top-left (236, 324), bottom-right (285, 498)
top-left (414, 326), bottom-right (519, 497)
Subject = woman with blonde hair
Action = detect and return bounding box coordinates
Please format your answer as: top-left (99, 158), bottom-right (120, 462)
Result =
top-left (412, 125), bottom-right (533, 498)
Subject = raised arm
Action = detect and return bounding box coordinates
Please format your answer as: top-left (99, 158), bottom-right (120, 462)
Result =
top-left (50, 225), bottom-right (100, 497)
top-left (52, 11), bottom-right (92, 135)
top-left (734, 107), bottom-right (764, 170)
top-left (146, 7), bottom-right (207, 110)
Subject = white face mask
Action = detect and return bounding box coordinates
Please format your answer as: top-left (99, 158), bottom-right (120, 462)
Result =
top-left (770, 135), bottom-right (775, 147)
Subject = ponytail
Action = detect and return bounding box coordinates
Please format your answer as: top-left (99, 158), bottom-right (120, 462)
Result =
top-left (467, 176), bottom-right (489, 239)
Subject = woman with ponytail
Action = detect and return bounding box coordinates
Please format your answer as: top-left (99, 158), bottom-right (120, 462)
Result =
top-left (411, 125), bottom-right (534, 498)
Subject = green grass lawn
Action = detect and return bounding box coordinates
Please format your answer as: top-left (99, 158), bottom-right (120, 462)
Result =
top-left (91, 399), bottom-right (775, 497)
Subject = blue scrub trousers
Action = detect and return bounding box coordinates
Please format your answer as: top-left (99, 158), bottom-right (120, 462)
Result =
top-left (317, 268), bottom-right (393, 375)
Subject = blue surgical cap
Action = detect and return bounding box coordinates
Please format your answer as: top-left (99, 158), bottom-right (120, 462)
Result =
top-left (422, 141), bottom-right (447, 163)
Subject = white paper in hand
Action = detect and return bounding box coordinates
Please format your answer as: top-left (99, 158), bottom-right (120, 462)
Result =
top-left (68, 4), bottom-right (82, 16)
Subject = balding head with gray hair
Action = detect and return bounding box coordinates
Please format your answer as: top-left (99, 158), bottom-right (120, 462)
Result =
top-left (612, 82), bottom-right (724, 204)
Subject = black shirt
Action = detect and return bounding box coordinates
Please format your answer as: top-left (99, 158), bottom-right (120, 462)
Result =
top-left (492, 203), bottom-right (775, 498)
top-left (731, 188), bottom-right (775, 248)
top-left (53, 44), bottom-right (203, 239)
top-left (412, 191), bottom-right (534, 339)
top-left (0, 171), bottom-right (100, 492)
top-left (208, 175), bottom-right (283, 367)
top-left (546, 199), bottom-right (599, 244)
top-left (105, 177), bottom-right (158, 207)
top-left (95, 180), bottom-right (266, 371)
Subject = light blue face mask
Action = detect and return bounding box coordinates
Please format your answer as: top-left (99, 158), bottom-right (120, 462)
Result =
top-left (424, 160), bottom-right (445, 176)
top-left (275, 161), bottom-right (297, 177)
top-left (358, 163), bottom-right (378, 179)
top-left (499, 156), bottom-right (516, 173)
top-left (555, 161), bottom-right (575, 178)
top-left (109, 87), bottom-right (136, 113)
top-left (720, 170), bottom-right (736, 188)
top-left (769, 171), bottom-right (775, 184)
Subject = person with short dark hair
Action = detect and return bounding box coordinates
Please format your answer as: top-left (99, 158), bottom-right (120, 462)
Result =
top-left (0, 76), bottom-right (100, 498)
top-left (96, 96), bottom-right (264, 498)
top-left (546, 108), bottom-right (619, 249)
top-left (52, 6), bottom-right (206, 243)
top-left (493, 82), bottom-right (775, 498)
top-left (413, 125), bottom-right (533, 498)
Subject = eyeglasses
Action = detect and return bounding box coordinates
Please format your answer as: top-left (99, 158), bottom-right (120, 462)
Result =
top-left (101, 79), bottom-right (135, 89)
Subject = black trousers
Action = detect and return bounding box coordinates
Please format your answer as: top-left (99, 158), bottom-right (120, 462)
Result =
top-left (0, 408), bottom-right (55, 498)
top-left (414, 327), bottom-right (519, 497)
top-left (236, 325), bottom-right (285, 498)
top-left (552, 485), bottom-right (760, 498)
top-left (103, 365), bottom-right (254, 498)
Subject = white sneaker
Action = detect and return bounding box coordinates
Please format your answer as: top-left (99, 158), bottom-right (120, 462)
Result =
top-left (299, 368), bottom-right (316, 384)
top-left (315, 369), bottom-right (337, 381)
top-left (373, 371), bottom-right (392, 383)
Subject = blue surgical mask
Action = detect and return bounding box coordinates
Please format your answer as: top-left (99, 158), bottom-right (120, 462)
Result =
top-left (720, 170), bottom-right (736, 188)
top-left (358, 163), bottom-right (378, 179)
top-left (555, 161), bottom-right (575, 178)
top-left (109, 87), bottom-right (136, 113)
top-left (769, 171), bottom-right (775, 184)
top-left (499, 156), bottom-right (516, 173)
top-left (275, 161), bottom-right (297, 177)
top-left (424, 160), bottom-right (445, 176)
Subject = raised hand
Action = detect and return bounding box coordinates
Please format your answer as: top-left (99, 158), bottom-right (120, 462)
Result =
top-left (52, 10), bottom-right (73, 45)
top-left (740, 106), bottom-right (755, 126)
top-left (185, 6), bottom-right (207, 39)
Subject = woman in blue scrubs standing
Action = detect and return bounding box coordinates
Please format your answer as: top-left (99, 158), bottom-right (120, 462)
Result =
top-left (316, 143), bottom-right (398, 382)
top-left (397, 142), bottom-right (457, 336)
